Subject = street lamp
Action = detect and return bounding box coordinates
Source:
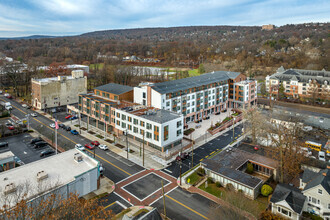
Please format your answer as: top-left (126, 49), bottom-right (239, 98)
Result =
top-left (124, 129), bottom-right (129, 159)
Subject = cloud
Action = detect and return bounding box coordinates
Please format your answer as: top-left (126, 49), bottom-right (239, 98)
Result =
top-left (0, 0), bottom-right (329, 37)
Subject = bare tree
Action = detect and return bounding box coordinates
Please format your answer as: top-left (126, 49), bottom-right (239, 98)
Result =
top-left (243, 107), bottom-right (267, 144)
top-left (3, 62), bottom-right (23, 97)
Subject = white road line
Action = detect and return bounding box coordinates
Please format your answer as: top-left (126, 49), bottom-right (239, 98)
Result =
top-left (113, 192), bottom-right (134, 206)
top-left (115, 169), bottom-right (146, 184)
top-left (149, 186), bottom-right (178, 206)
top-left (164, 169), bottom-right (172, 173)
top-left (116, 201), bottom-right (127, 209)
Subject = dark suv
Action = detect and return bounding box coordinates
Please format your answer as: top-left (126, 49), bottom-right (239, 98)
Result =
top-left (30, 138), bottom-right (43, 145)
top-left (34, 141), bottom-right (48, 148)
top-left (40, 149), bottom-right (55, 157)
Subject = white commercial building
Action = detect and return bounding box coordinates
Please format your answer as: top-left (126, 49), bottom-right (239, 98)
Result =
top-left (0, 149), bottom-right (100, 209)
top-left (31, 70), bottom-right (87, 110)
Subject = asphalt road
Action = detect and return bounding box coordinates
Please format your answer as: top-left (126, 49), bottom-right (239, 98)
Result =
top-left (163, 124), bottom-right (243, 178)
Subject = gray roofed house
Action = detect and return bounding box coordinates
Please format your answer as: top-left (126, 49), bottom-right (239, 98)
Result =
top-left (201, 148), bottom-right (278, 199)
top-left (270, 184), bottom-right (306, 219)
top-left (94, 83), bottom-right (133, 95)
top-left (302, 168), bottom-right (330, 194)
top-left (151, 71), bottom-right (239, 94)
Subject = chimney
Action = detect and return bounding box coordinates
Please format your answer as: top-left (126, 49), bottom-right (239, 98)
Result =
top-left (37, 170), bottom-right (48, 181)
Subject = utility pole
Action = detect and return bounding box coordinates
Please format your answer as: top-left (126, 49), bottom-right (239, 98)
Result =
top-left (142, 131), bottom-right (145, 167)
top-left (179, 160), bottom-right (182, 186)
top-left (191, 142), bottom-right (194, 168)
top-left (78, 110), bottom-right (81, 134)
top-left (232, 116), bottom-right (235, 140)
top-left (126, 129), bottom-right (129, 159)
top-left (161, 180), bottom-right (166, 218)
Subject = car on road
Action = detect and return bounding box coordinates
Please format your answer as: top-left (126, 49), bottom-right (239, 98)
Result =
top-left (70, 116), bottom-right (78, 120)
top-left (0, 142), bottom-right (9, 148)
top-left (66, 126), bottom-right (71, 131)
top-left (4, 93), bottom-right (9, 97)
top-left (254, 145), bottom-right (259, 151)
top-left (40, 149), bottom-right (55, 157)
top-left (50, 123), bottom-right (56, 128)
top-left (318, 151), bottom-right (325, 161)
top-left (176, 152), bottom-right (189, 161)
top-left (7, 126), bottom-right (15, 130)
top-left (31, 113), bottom-right (37, 117)
top-left (59, 124), bottom-right (64, 128)
top-left (75, 144), bottom-right (85, 151)
top-left (91, 141), bottom-right (100, 146)
top-left (65, 115), bottom-right (72, 119)
top-left (30, 137), bottom-right (43, 144)
top-left (98, 144), bottom-right (108, 151)
top-left (22, 104), bottom-right (27, 108)
top-left (71, 130), bottom-right (79, 135)
top-left (84, 144), bottom-right (94, 150)
top-left (5, 122), bottom-right (12, 127)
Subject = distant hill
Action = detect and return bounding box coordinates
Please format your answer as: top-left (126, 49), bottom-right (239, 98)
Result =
top-left (0, 35), bottom-right (56, 40)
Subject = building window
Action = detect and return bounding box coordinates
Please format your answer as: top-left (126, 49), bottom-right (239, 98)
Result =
top-left (164, 125), bottom-right (169, 141)
top-left (133, 127), bottom-right (138, 133)
top-left (328, 203), bottom-right (330, 209)
top-left (146, 132), bottom-right (152, 139)
top-left (128, 116), bottom-right (132, 122)
top-left (154, 125), bottom-right (159, 132)
top-left (177, 121), bottom-right (182, 128)
top-left (146, 123), bottom-right (152, 130)
top-left (122, 122), bottom-right (126, 129)
top-left (96, 91), bottom-right (100, 95)
top-left (166, 101), bottom-right (170, 107)
top-left (122, 114), bottom-right (126, 120)
top-left (114, 96), bottom-right (118, 100)
top-left (177, 129), bottom-right (182, 136)
top-left (133, 119), bottom-right (138, 125)
top-left (140, 121), bottom-right (145, 127)
top-left (116, 120), bottom-right (120, 126)
top-left (318, 189), bottom-right (322, 194)
top-left (117, 113), bottom-right (120, 118)
top-left (143, 92), bottom-right (146, 98)
top-left (140, 129), bottom-right (144, 135)
top-left (143, 100), bottom-right (146, 106)
top-left (154, 134), bottom-right (159, 141)
top-left (128, 124), bottom-right (132, 131)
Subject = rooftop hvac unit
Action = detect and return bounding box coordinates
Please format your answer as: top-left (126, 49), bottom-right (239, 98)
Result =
top-left (74, 153), bottom-right (83, 163)
top-left (37, 171), bottom-right (48, 181)
top-left (4, 183), bottom-right (16, 195)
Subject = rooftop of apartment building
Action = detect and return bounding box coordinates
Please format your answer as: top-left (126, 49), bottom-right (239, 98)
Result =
top-left (202, 147), bottom-right (278, 188)
top-left (235, 79), bottom-right (256, 85)
top-left (269, 66), bottom-right (330, 84)
top-left (94, 83), bottom-right (133, 95)
top-left (150, 71), bottom-right (241, 94)
top-left (80, 93), bottom-right (182, 123)
top-left (0, 149), bottom-right (98, 207)
top-left (32, 70), bottom-right (85, 83)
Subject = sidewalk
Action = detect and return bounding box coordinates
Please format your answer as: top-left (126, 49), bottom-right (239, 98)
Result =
top-left (83, 177), bottom-right (115, 200)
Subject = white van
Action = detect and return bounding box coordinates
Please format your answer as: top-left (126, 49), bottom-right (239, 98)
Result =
top-left (318, 151), bottom-right (325, 161)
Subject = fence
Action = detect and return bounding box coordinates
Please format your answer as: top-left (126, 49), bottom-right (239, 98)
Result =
top-left (208, 114), bottom-right (243, 135)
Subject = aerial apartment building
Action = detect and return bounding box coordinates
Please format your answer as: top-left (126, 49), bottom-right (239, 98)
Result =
top-left (266, 66), bottom-right (330, 99)
top-left (134, 71), bottom-right (257, 124)
top-left (78, 83), bottom-right (183, 152)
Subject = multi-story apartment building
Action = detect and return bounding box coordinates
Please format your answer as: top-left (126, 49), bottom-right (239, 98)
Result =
top-left (266, 67), bottom-right (330, 99)
top-left (78, 83), bottom-right (183, 152)
top-left (31, 70), bottom-right (87, 110)
top-left (134, 71), bottom-right (257, 124)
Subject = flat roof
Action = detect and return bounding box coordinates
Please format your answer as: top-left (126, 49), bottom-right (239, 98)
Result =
top-left (136, 108), bottom-right (181, 123)
top-left (0, 149), bottom-right (98, 208)
top-left (151, 71), bottom-right (240, 94)
top-left (94, 83), bottom-right (133, 95)
top-left (33, 76), bottom-right (75, 83)
top-left (202, 148), bottom-right (278, 188)
top-left (0, 151), bottom-right (14, 161)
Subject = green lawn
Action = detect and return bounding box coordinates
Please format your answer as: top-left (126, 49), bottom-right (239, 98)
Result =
top-left (188, 69), bottom-right (200, 77)
top-left (89, 63), bottom-right (105, 70)
top-left (199, 182), bottom-right (226, 198)
top-left (186, 171), bottom-right (203, 185)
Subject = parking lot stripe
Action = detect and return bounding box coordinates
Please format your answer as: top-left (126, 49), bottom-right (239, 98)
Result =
top-left (165, 195), bottom-right (208, 220)
top-left (103, 201), bottom-right (116, 210)
top-left (7, 100), bottom-right (132, 176)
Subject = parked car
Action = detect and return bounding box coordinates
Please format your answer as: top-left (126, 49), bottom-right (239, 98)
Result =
top-left (5, 123), bottom-right (12, 127)
top-left (0, 142), bottom-right (9, 148)
top-left (318, 151), bottom-right (326, 161)
top-left (75, 144), bottom-right (85, 151)
top-left (40, 149), bottom-right (55, 157)
top-left (99, 144), bottom-right (108, 151)
top-left (7, 126), bottom-right (15, 130)
top-left (71, 130), bottom-right (79, 135)
top-left (65, 115), bottom-right (72, 119)
top-left (254, 145), bottom-right (259, 151)
top-left (34, 141), bottom-right (48, 148)
top-left (14, 156), bottom-right (24, 165)
top-left (50, 123), bottom-right (56, 128)
top-left (66, 126), bottom-right (71, 131)
top-left (70, 116), bottom-right (78, 120)
top-left (4, 93), bottom-right (9, 97)
top-left (59, 123), bottom-right (64, 128)
top-left (22, 104), bottom-right (27, 108)
top-left (30, 137), bottom-right (43, 144)
top-left (31, 113), bottom-right (37, 117)
top-left (84, 144), bottom-right (94, 150)
top-left (91, 141), bottom-right (100, 146)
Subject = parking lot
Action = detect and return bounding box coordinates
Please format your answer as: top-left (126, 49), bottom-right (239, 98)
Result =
top-left (0, 133), bottom-right (56, 164)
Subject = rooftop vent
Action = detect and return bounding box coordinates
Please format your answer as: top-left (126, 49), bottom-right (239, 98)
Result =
top-left (4, 183), bottom-right (16, 195)
top-left (37, 170), bottom-right (48, 181)
top-left (74, 153), bottom-right (83, 163)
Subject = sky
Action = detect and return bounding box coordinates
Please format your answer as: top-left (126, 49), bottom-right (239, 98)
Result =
top-left (0, 0), bottom-right (329, 37)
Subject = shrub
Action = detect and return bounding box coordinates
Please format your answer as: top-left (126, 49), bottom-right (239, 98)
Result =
top-left (261, 184), bottom-right (273, 197)
top-left (246, 162), bottom-right (254, 174)
top-left (207, 177), bottom-right (214, 184)
top-left (238, 189), bottom-right (243, 194)
top-left (215, 181), bottom-right (222, 188)
top-left (197, 167), bottom-right (205, 176)
top-left (226, 183), bottom-right (234, 191)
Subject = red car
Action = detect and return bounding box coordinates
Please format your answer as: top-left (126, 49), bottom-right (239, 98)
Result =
top-left (84, 144), bottom-right (94, 150)
top-left (254, 145), bottom-right (259, 151)
top-left (91, 141), bottom-right (100, 146)
top-left (65, 115), bottom-right (72, 119)
top-left (8, 126), bottom-right (15, 130)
